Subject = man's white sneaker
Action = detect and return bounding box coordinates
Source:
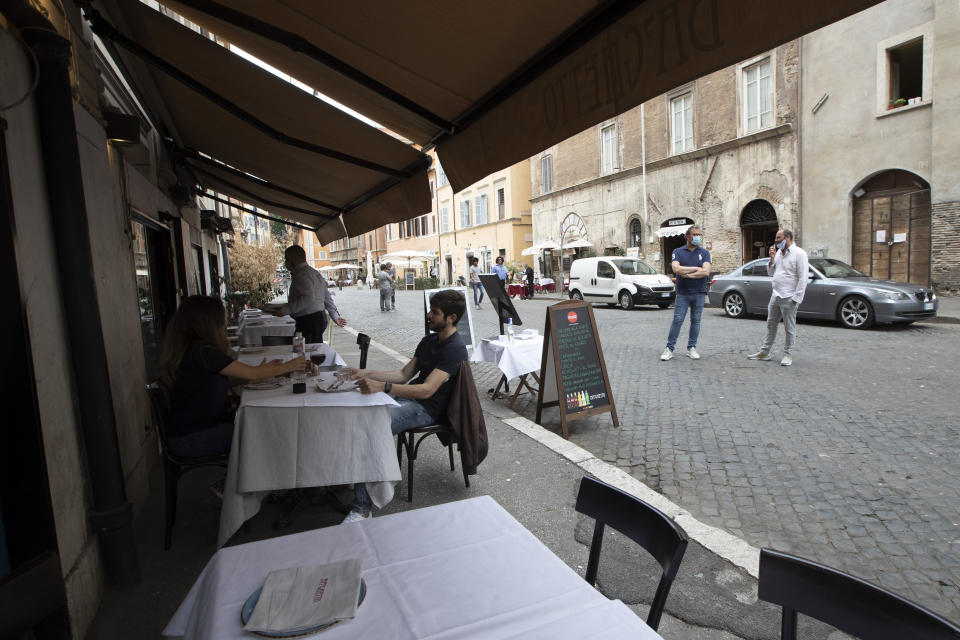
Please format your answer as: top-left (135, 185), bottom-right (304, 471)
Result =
top-left (687, 347), bottom-right (700, 360)
top-left (342, 509), bottom-right (371, 524)
top-left (747, 351), bottom-right (771, 361)
top-left (780, 355), bottom-right (793, 366)
top-left (659, 348), bottom-right (673, 361)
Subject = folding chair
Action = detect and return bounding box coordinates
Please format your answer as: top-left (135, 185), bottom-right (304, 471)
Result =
top-left (575, 475), bottom-right (688, 631)
top-left (758, 547), bottom-right (960, 640)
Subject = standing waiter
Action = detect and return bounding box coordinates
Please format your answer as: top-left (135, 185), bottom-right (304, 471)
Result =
top-left (279, 245), bottom-right (347, 342)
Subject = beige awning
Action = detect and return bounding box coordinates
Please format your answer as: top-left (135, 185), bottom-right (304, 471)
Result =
top-left (95, 0), bottom-right (430, 242)
top-left (157, 0), bottom-right (880, 192)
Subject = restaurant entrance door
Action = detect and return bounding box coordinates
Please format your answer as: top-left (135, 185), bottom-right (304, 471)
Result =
top-left (132, 215), bottom-right (178, 382)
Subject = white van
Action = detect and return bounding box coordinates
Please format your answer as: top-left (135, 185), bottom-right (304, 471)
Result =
top-left (568, 257), bottom-right (675, 310)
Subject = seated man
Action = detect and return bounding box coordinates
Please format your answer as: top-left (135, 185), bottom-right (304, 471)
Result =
top-left (340, 289), bottom-right (468, 522)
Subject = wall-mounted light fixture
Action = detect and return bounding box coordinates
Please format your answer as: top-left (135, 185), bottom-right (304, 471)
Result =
top-left (104, 110), bottom-right (140, 145)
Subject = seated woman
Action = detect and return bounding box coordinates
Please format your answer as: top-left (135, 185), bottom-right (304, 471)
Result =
top-left (159, 295), bottom-right (305, 458)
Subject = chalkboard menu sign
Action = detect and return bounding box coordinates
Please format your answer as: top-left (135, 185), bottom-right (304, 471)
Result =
top-left (536, 301), bottom-right (618, 438)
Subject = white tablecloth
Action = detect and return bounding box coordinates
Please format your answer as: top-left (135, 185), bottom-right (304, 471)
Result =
top-left (217, 368), bottom-right (402, 547)
top-left (166, 496), bottom-right (661, 640)
top-left (239, 315), bottom-right (297, 346)
top-left (471, 335), bottom-right (544, 380)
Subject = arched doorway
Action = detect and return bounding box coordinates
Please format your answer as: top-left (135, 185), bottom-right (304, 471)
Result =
top-left (740, 200), bottom-right (778, 262)
top-left (657, 217), bottom-right (695, 274)
top-left (852, 170), bottom-right (930, 285)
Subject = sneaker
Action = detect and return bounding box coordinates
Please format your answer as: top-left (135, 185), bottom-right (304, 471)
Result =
top-left (659, 348), bottom-right (673, 361)
top-left (780, 355), bottom-right (793, 366)
top-left (687, 347), bottom-right (700, 360)
top-left (747, 351), bottom-right (771, 361)
top-left (342, 509), bottom-right (371, 524)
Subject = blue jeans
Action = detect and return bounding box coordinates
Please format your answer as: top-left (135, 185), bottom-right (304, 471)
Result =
top-left (665, 292), bottom-right (705, 351)
top-left (168, 422), bottom-right (233, 457)
top-left (353, 399), bottom-right (435, 513)
top-left (471, 281), bottom-right (484, 306)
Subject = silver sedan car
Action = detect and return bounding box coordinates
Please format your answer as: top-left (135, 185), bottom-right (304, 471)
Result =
top-left (708, 258), bottom-right (938, 329)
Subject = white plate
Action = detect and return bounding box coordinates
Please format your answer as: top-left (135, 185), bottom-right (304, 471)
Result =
top-left (244, 378), bottom-right (284, 390)
top-left (315, 373), bottom-right (358, 393)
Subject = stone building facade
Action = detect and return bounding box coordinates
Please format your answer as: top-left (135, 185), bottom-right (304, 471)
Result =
top-left (531, 43), bottom-right (801, 277)
top-left (801, 0), bottom-right (960, 291)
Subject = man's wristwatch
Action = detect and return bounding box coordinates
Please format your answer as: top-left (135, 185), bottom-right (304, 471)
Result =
top-left (384, 382), bottom-right (393, 393)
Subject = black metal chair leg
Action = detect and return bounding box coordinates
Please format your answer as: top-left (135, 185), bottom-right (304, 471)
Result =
top-left (406, 432), bottom-right (415, 502)
top-left (164, 463), bottom-right (178, 550)
top-left (447, 441), bottom-right (455, 471)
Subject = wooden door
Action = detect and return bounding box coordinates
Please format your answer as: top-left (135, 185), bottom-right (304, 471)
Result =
top-left (852, 189), bottom-right (930, 285)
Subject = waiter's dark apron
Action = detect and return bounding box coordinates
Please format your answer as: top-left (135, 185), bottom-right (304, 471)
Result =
top-left (294, 310), bottom-right (327, 343)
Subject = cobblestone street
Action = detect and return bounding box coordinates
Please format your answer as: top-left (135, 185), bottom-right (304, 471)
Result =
top-left (330, 286), bottom-right (960, 621)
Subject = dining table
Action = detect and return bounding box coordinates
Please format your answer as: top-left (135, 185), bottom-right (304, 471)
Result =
top-left (237, 312), bottom-right (297, 346)
top-left (471, 334), bottom-right (543, 407)
top-left (218, 345), bottom-right (402, 547)
top-left (506, 283), bottom-right (526, 298)
top-left (165, 496), bottom-right (663, 639)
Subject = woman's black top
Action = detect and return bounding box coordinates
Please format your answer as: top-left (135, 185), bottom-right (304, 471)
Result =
top-left (168, 343), bottom-right (234, 438)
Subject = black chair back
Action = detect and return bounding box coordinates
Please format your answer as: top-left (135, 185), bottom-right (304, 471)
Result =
top-left (261, 335), bottom-right (294, 346)
top-left (758, 548), bottom-right (960, 640)
top-left (574, 475), bottom-right (688, 631)
top-left (357, 333), bottom-right (371, 368)
top-left (146, 382), bottom-right (228, 549)
top-left (0, 552), bottom-right (70, 639)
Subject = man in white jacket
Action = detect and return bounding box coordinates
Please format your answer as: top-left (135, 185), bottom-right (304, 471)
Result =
top-left (747, 229), bottom-right (808, 366)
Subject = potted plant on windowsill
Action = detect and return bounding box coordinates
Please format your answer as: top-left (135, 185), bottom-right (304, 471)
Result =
top-left (890, 98), bottom-right (909, 109)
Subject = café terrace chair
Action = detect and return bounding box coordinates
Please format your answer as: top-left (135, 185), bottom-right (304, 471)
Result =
top-left (758, 548), bottom-right (960, 640)
top-left (261, 335), bottom-right (294, 346)
top-left (146, 382), bottom-right (229, 550)
top-left (574, 475), bottom-right (688, 631)
top-left (395, 363), bottom-right (474, 503)
top-left (0, 551), bottom-right (70, 639)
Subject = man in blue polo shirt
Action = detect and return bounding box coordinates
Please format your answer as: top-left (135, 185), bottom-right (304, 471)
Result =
top-left (661, 226), bottom-right (711, 361)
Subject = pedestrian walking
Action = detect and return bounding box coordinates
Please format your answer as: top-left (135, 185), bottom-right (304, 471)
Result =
top-left (376, 264), bottom-right (392, 312)
top-left (660, 226), bottom-right (711, 361)
top-left (388, 262), bottom-right (397, 310)
top-left (469, 257), bottom-right (484, 309)
top-left (492, 256), bottom-right (508, 291)
top-left (524, 263), bottom-right (535, 299)
top-left (747, 229), bottom-right (808, 366)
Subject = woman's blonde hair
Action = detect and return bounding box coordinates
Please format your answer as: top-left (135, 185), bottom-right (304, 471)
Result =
top-left (159, 296), bottom-right (230, 387)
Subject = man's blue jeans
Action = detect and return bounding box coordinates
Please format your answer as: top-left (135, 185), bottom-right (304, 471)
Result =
top-left (471, 281), bottom-right (484, 306)
top-left (353, 398), bottom-right (435, 514)
top-left (665, 292), bottom-right (705, 351)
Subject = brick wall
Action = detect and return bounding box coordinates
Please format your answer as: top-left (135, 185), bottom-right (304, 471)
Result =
top-left (931, 201), bottom-right (960, 293)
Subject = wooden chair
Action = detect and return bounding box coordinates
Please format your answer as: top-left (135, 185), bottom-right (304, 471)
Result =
top-left (574, 476), bottom-right (688, 631)
top-left (261, 335), bottom-right (293, 346)
top-left (0, 552), bottom-right (70, 639)
top-left (146, 382), bottom-right (228, 550)
top-left (758, 547), bottom-right (960, 640)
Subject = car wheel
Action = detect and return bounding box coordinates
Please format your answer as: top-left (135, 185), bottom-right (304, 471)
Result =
top-left (723, 292), bottom-right (746, 318)
top-left (570, 289), bottom-right (583, 301)
top-left (838, 295), bottom-right (874, 329)
top-left (619, 290), bottom-right (634, 310)
top-left (657, 302), bottom-right (672, 309)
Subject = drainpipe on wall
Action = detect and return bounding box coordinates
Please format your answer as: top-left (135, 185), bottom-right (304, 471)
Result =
top-left (641, 103), bottom-right (649, 255)
top-left (23, 27), bottom-right (140, 586)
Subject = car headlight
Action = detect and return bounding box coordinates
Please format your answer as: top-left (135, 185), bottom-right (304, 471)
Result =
top-left (871, 288), bottom-right (908, 301)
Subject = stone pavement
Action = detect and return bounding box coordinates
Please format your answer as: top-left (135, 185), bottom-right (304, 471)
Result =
top-left (334, 286), bottom-right (960, 623)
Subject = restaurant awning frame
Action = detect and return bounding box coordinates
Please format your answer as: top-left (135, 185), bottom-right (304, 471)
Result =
top-left (656, 224), bottom-right (694, 239)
